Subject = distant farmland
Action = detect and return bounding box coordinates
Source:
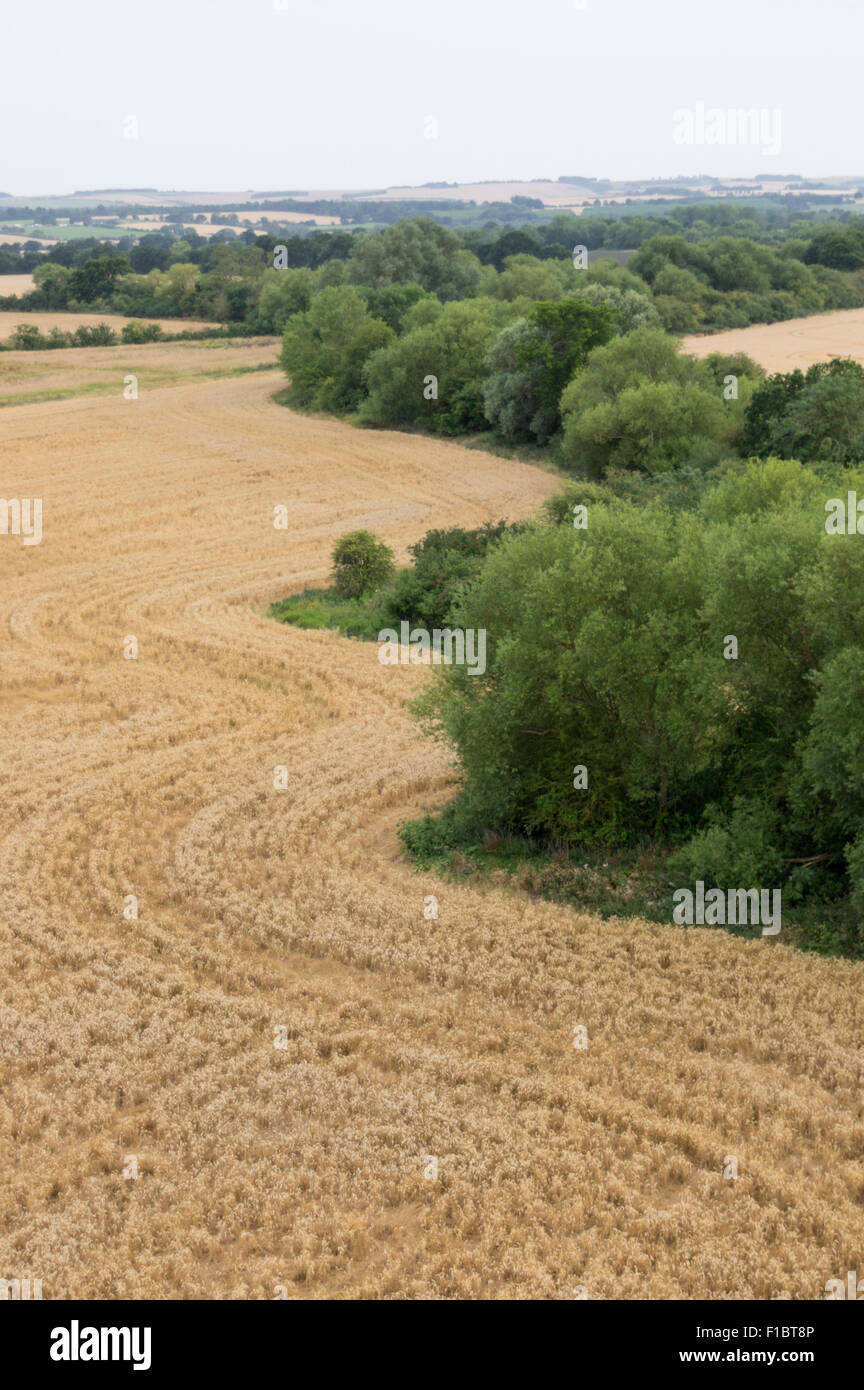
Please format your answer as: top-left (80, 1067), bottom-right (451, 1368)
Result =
top-left (684, 305), bottom-right (864, 374)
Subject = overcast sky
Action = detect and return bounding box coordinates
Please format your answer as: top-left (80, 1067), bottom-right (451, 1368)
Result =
top-left (2, 0), bottom-right (861, 195)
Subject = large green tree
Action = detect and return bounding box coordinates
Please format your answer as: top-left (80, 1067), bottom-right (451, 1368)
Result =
top-left (742, 358), bottom-right (864, 463)
top-left (348, 218), bottom-right (483, 300)
top-left (281, 285), bottom-right (394, 413)
top-left (482, 298), bottom-right (617, 444)
top-left (358, 296), bottom-right (519, 434)
top-left (558, 329), bottom-right (754, 475)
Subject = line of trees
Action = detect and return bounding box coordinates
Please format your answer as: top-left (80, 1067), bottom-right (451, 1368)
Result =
top-left (4, 207), bottom-right (864, 331)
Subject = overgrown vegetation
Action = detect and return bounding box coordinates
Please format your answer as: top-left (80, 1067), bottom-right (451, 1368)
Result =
top-left (270, 521), bottom-right (523, 638)
top-left (396, 458), bottom-right (864, 958)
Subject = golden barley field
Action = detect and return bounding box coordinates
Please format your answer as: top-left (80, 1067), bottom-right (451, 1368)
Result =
top-left (683, 305), bottom-right (864, 374)
top-left (0, 337), bottom-right (280, 408)
top-left (0, 274), bottom-right (37, 296)
top-left (1, 346), bottom-right (863, 1301)
top-left (0, 233), bottom-right (57, 247)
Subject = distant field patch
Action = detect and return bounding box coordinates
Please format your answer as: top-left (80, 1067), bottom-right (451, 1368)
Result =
top-left (683, 306), bottom-right (864, 374)
top-left (0, 336), bottom-right (279, 405)
top-left (0, 231), bottom-right (57, 246)
top-left (0, 274), bottom-right (36, 296)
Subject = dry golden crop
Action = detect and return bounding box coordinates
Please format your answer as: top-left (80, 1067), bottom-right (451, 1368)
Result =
top-left (683, 305), bottom-right (864, 373)
top-left (0, 346), bottom-right (862, 1300)
top-left (0, 274), bottom-right (36, 296)
top-left (0, 338), bottom-right (280, 407)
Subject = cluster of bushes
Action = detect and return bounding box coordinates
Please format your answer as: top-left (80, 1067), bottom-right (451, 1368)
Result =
top-left (629, 233), bottom-right (861, 332)
top-left (741, 358), bottom-right (864, 462)
top-left (7, 321), bottom-right (121, 349)
top-left (0, 319), bottom-right (265, 352)
top-left (270, 522), bottom-right (522, 639)
top-left (4, 319), bottom-right (170, 350)
top-left (398, 459), bottom-right (864, 952)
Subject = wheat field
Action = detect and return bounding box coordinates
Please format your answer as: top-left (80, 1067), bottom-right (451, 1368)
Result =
top-left (1, 349), bottom-right (863, 1300)
top-left (0, 274), bottom-right (37, 297)
top-left (0, 338), bottom-right (279, 407)
top-left (683, 306), bottom-right (864, 374)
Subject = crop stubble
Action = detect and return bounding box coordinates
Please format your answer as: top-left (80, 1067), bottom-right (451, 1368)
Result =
top-left (0, 350), bottom-right (862, 1299)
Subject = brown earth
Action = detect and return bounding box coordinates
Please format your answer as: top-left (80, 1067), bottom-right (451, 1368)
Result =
top-left (0, 354), bottom-right (862, 1300)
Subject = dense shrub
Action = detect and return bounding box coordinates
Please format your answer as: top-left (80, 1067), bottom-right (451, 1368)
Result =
top-left (382, 521), bottom-right (520, 629)
top-left (558, 330), bottom-right (759, 475)
top-left (121, 320), bottom-right (164, 344)
top-left (741, 358), bottom-right (864, 462)
top-left (72, 322), bottom-right (118, 346)
top-left (357, 297), bottom-right (518, 432)
top-left (330, 531), bottom-right (395, 599)
top-left (409, 458), bottom-right (864, 930)
top-left (482, 299), bottom-right (617, 444)
top-left (281, 285), bottom-right (394, 412)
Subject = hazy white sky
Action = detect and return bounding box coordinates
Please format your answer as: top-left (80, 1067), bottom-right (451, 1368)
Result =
top-left (2, 0), bottom-right (861, 195)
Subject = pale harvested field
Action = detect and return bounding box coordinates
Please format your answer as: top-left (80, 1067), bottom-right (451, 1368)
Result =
top-left (123, 211), bottom-right (340, 233)
top-left (0, 274), bottom-right (36, 297)
top-left (0, 310), bottom-right (220, 343)
top-left (1, 354), bottom-right (863, 1301)
top-left (0, 232), bottom-right (57, 247)
top-left (0, 338), bottom-right (279, 406)
top-left (255, 211), bottom-right (340, 226)
top-left (684, 306), bottom-right (864, 374)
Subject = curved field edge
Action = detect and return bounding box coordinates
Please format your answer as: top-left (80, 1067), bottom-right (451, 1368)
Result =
top-left (0, 362), bottom-right (861, 1299)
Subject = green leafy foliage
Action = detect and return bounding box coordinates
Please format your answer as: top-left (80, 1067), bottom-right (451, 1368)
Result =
top-left (330, 530), bottom-right (395, 599)
top-left (408, 459), bottom-right (864, 939)
top-left (482, 298), bottom-right (618, 444)
top-left (120, 319), bottom-right (163, 343)
top-left (357, 297), bottom-right (519, 432)
top-left (382, 522), bottom-right (520, 629)
top-left (280, 286), bottom-right (394, 412)
top-left (741, 358), bottom-right (864, 462)
top-left (558, 329), bottom-right (757, 475)
top-left (348, 218), bottom-right (484, 301)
